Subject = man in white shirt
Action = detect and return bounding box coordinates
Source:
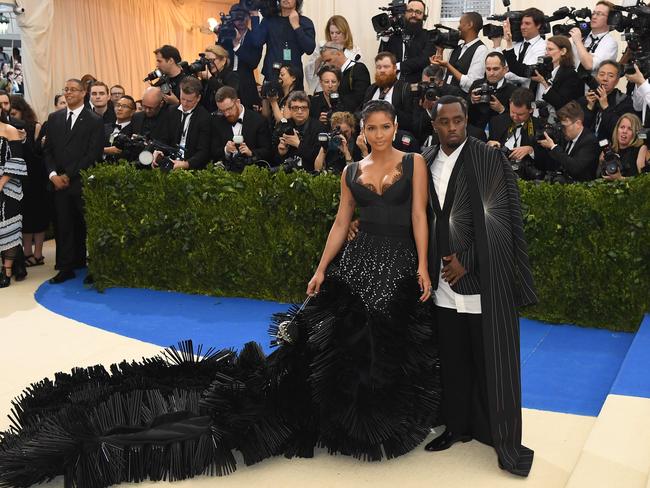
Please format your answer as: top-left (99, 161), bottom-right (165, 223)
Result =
top-left (495, 8), bottom-right (548, 89)
top-left (431, 12), bottom-right (487, 94)
top-left (570, 1), bottom-right (618, 75)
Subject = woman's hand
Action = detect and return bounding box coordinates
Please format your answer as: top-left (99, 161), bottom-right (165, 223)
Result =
top-left (418, 267), bottom-right (432, 302)
top-left (306, 269), bottom-right (325, 296)
top-left (530, 70), bottom-right (548, 87)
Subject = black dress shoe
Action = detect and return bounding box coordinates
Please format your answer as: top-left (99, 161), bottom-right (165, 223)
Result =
top-left (424, 430), bottom-right (472, 452)
top-left (49, 271), bottom-right (76, 284)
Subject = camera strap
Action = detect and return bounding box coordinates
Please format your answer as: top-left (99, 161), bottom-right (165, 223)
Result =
top-left (586, 33), bottom-right (606, 54)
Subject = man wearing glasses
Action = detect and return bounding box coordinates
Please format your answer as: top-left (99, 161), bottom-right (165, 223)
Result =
top-left (43, 79), bottom-right (104, 284)
top-left (103, 95), bottom-right (137, 163)
top-left (570, 1), bottom-right (618, 75)
top-left (276, 91), bottom-right (325, 171)
top-left (210, 86), bottom-right (271, 170)
top-left (131, 86), bottom-right (165, 138)
top-left (378, 0), bottom-right (435, 84)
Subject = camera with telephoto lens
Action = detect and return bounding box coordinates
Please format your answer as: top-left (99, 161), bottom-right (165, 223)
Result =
top-left (524, 55), bottom-right (553, 80)
top-left (185, 53), bottom-right (210, 75)
top-left (261, 62), bottom-right (283, 99)
top-left (371, 0), bottom-right (408, 39)
top-left (429, 25), bottom-right (461, 49)
top-left (549, 7), bottom-right (592, 38)
top-left (318, 126), bottom-right (343, 151)
top-left (474, 82), bottom-right (497, 104)
top-left (599, 139), bottom-right (622, 176)
top-left (411, 82), bottom-right (440, 102)
top-left (272, 117), bottom-right (297, 148)
top-left (488, 0), bottom-right (527, 43)
top-left (143, 69), bottom-right (172, 95)
top-left (534, 100), bottom-right (562, 142)
top-left (325, 92), bottom-right (341, 122)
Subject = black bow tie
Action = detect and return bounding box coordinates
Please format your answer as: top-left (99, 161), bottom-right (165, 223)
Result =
top-left (113, 123), bottom-right (122, 130)
top-left (231, 118), bottom-right (243, 127)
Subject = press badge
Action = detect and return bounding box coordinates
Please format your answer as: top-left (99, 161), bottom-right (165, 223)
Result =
top-left (283, 43), bottom-right (291, 61)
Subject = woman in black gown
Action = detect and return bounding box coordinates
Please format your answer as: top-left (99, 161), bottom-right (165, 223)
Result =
top-left (0, 101), bottom-right (440, 486)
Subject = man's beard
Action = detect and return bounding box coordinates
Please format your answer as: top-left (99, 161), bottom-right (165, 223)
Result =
top-left (405, 19), bottom-right (424, 35)
top-left (375, 71), bottom-right (398, 89)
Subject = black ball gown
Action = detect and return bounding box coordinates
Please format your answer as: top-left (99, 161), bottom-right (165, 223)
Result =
top-left (0, 154), bottom-right (440, 487)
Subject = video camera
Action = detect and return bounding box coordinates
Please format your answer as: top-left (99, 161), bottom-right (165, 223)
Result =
top-left (429, 25), bottom-right (461, 49)
top-left (599, 139), bottom-right (622, 176)
top-left (486, 0), bottom-right (552, 43)
top-left (549, 7), bottom-right (592, 37)
top-left (371, 0), bottom-right (408, 39)
top-left (113, 134), bottom-right (182, 172)
top-left (609, 2), bottom-right (650, 76)
top-left (261, 62), bottom-right (283, 99)
top-left (238, 0), bottom-right (280, 17)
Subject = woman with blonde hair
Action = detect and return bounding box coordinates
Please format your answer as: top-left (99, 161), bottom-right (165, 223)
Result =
top-left (305, 15), bottom-right (362, 94)
top-left (599, 113), bottom-right (649, 179)
top-left (200, 44), bottom-right (240, 113)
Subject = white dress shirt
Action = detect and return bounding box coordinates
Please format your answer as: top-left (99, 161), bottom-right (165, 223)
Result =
top-left (430, 139), bottom-right (482, 314)
top-left (447, 38), bottom-right (488, 93)
top-left (632, 81), bottom-right (650, 125)
top-left (177, 105), bottom-right (195, 157)
top-left (225, 105), bottom-right (246, 157)
top-left (371, 85), bottom-right (395, 104)
top-left (572, 31), bottom-right (618, 74)
top-left (535, 65), bottom-right (560, 101)
top-left (503, 35), bottom-right (547, 89)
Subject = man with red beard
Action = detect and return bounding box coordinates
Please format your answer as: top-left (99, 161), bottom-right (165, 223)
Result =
top-left (362, 52), bottom-right (414, 133)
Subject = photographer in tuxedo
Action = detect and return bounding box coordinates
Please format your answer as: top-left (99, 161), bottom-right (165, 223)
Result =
top-left (320, 42), bottom-right (370, 114)
top-left (103, 96), bottom-right (136, 163)
top-left (43, 79), bottom-right (104, 284)
top-left (153, 44), bottom-right (189, 106)
top-left (131, 87), bottom-right (165, 138)
top-left (153, 77), bottom-right (211, 170)
top-left (468, 52), bottom-right (516, 132)
top-left (378, 0), bottom-right (435, 83)
top-left (211, 86), bottom-right (272, 170)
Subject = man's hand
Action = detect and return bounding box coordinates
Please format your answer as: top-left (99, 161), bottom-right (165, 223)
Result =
top-left (347, 219), bottom-right (359, 241)
top-left (585, 90), bottom-right (598, 110)
top-left (50, 175), bottom-right (68, 191)
top-left (509, 146), bottom-right (533, 161)
top-left (470, 89), bottom-right (482, 104)
top-left (503, 19), bottom-right (513, 47)
top-left (531, 70), bottom-right (549, 88)
top-left (288, 9), bottom-right (300, 29)
top-left (104, 146), bottom-right (122, 155)
top-left (441, 254), bottom-right (466, 286)
top-left (595, 85), bottom-right (609, 109)
top-left (284, 129), bottom-right (301, 148)
top-left (489, 95), bottom-right (505, 114)
top-left (319, 112), bottom-right (328, 124)
top-left (538, 132), bottom-right (555, 150)
top-left (625, 63), bottom-right (646, 86)
top-left (225, 140), bottom-right (238, 154)
top-left (569, 27), bottom-right (584, 45)
top-left (162, 92), bottom-right (179, 105)
top-left (238, 142), bottom-right (253, 157)
top-left (172, 160), bottom-right (190, 170)
top-left (487, 140), bottom-right (501, 148)
top-left (430, 54), bottom-right (449, 69)
top-left (338, 134), bottom-right (351, 160)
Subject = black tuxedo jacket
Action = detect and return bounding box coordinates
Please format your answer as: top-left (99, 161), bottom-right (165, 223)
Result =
top-left (104, 121), bottom-right (135, 162)
top-left (578, 89), bottom-right (636, 142)
top-left (362, 80), bottom-right (414, 132)
top-left (211, 108), bottom-right (272, 163)
top-left (468, 78), bottom-right (517, 131)
top-left (338, 61), bottom-right (371, 114)
top-left (549, 128), bottom-right (600, 181)
top-left (274, 118), bottom-right (326, 171)
top-left (221, 22), bottom-right (263, 109)
top-left (542, 66), bottom-right (584, 110)
top-left (131, 110), bottom-right (163, 138)
top-left (43, 107), bottom-right (104, 181)
top-left (488, 112), bottom-right (552, 170)
top-left (155, 104), bottom-right (212, 169)
top-left (379, 30), bottom-right (435, 84)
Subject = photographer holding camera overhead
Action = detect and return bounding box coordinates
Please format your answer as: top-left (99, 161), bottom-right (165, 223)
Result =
top-left (430, 12), bottom-right (487, 94)
top-left (248, 0), bottom-right (315, 85)
top-left (570, 1), bottom-right (618, 75)
top-left (148, 45), bottom-right (189, 106)
top-left (376, 0), bottom-right (435, 84)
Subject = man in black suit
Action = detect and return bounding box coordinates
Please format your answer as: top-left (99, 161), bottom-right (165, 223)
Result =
top-left (538, 101), bottom-right (600, 181)
top-left (468, 52), bottom-right (517, 132)
top-left (88, 81), bottom-right (116, 125)
top-left (131, 87), bottom-right (165, 138)
top-left (43, 78), bottom-right (104, 284)
top-left (487, 87), bottom-right (550, 175)
top-left (217, 4), bottom-right (263, 110)
top-left (378, 0), bottom-right (435, 84)
top-left (103, 95), bottom-right (136, 163)
top-left (152, 44), bottom-right (189, 106)
top-left (211, 86), bottom-right (272, 170)
top-left (362, 52), bottom-right (414, 132)
top-left (153, 77), bottom-right (211, 170)
top-left (320, 42), bottom-right (370, 114)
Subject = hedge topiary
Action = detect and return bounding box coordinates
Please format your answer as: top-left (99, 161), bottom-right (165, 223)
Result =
top-left (83, 164), bottom-right (650, 332)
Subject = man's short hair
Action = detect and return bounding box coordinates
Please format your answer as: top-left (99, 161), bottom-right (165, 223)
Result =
top-left (110, 84), bottom-right (125, 93)
top-left (375, 51), bottom-right (397, 65)
top-left (215, 86), bottom-right (238, 103)
top-left (422, 64), bottom-right (445, 81)
top-left (118, 95), bottom-right (136, 109)
top-left (596, 1), bottom-right (615, 12)
top-left (179, 76), bottom-right (202, 96)
top-left (486, 51), bottom-right (507, 66)
top-left (509, 87), bottom-right (534, 109)
top-left (463, 12), bottom-right (483, 33)
top-left (522, 8), bottom-right (545, 27)
top-left (431, 95), bottom-right (467, 120)
top-left (321, 42), bottom-right (345, 53)
top-left (154, 45), bottom-right (182, 64)
top-left (557, 101), bottom-right (584, 123)
top-left (90, 81), bottom-right (109, 93)
top-left (66, 78), bottom-right (84, 89)
top-left (286, 90), bottom-right (310, 109)
top-left (597, 60), bottom-right (621, 75)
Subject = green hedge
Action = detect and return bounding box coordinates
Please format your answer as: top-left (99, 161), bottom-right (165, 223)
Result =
top-left (84, 164), bottom-right (650, 332)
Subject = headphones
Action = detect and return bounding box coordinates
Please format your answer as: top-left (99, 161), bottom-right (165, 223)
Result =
top-left (408, 0), bottom-right (429, 21)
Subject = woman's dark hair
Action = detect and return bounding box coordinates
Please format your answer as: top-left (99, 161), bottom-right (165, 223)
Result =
top-left (280, 63), bottom-right (304, 91)
top-left (361, 100), bottom-right (396, 124)
top-left (54, 94), bottom-right (64, 106)
top-left (317, 64), bottom-right (342, 83)
top-left (9, 95), bottom-right (38, 126)
top-left (547, 35), bottom-right (575, 68)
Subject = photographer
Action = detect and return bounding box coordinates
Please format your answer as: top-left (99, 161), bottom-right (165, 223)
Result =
top-left (132, 87), bottom-right (165, 138)
top-left (261, 63), bottom-right (303, 124)
top-left (309, 65), bottom-right (341, 126)
top-left (275, 91), bottom-right (325, 171)
top-left (431, 12), bottom-right (487, 94)
top-left (314, 111), bottom-right (362, 173)
top-left (152, 44), bottom-right (189, 106)
top-left (211, 86), bottom-right (272, 169)
top-left (378, 0), bottom-right (435, 84)
top-left (362, 52), bottom-right (414, 132)
top-left (532, 36), bottom-right (583, 112)
top-left (216, 4), bottom-right (262, 110)
top-left (570, 1), bottom-right (618, 75)
top-left (468, 52), bottom-right (516, 132)
top-left (103, 96), bottom-right (136, 163)
top-left (598, 113), bottom-right (648, 179)
top-left (578, 61), bottom-right (634, 141)
top-left (199, 45), bottom-right (240, 114)
top-left (320, 42), bottom-right (371, 114)
top-left (487, 87), bottom-right (549, 174)
top-left (626, 64), bottom-right (650, 126)
top-left (153, 77), bottom-right (211, 170)
top-left (538, 100), bottom-right (599, 181)
top-left (499, 8), bottom-right (547, 90)
top-left (249, 0), bottom-right (315, 81)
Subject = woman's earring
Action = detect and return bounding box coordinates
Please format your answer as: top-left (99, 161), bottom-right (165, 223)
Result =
top-left (393, 131), bottom-right (397, 142)
top-left (364, 136), bottom-right (368, 145)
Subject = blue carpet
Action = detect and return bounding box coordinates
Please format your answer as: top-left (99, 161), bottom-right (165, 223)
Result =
top-left (610, 315), bottom-right (650, 399)
top-left (35, 273), bottom-right (639, 417)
